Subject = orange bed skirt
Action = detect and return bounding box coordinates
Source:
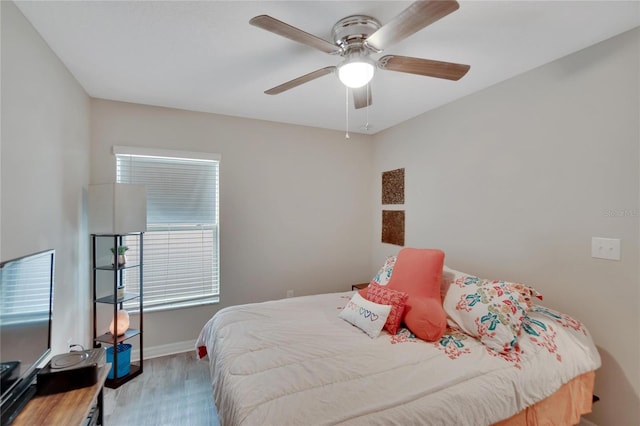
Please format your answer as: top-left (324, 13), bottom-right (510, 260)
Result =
top-left (494, 371), bottom-right (596, 426)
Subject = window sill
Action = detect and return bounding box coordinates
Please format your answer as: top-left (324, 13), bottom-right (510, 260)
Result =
top-left (126, 297), bottom-right (220, 315)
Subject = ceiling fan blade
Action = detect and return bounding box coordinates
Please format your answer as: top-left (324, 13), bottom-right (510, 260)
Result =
top-left (264, 66), bottom-right (336, 95)
top-left (353, 85), bottom-right (372, 109)
top-left (379, 55), bottom-right (470, 81)
top-left (365, 0), bottom-right (459, 52)
top-left (250, 15), bottom-right (340, 55)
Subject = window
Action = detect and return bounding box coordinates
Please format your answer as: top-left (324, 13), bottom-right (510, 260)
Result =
top-left (0, 251), bottom-right (53, 325)
top-left (114, 146), bottom-right (220, 311)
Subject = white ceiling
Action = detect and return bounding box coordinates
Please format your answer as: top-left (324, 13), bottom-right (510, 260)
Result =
top-left (14, 1), bottom-right (640, 134)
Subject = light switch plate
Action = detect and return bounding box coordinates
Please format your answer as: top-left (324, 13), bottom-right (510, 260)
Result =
top-left (591, 237), bottom-right (621, 261)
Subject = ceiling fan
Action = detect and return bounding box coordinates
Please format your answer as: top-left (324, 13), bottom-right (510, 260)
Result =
top-left (250, 0), bottom-right (470, 109)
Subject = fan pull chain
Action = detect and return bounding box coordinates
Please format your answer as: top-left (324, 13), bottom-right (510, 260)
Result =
top-left (365, 84), bottom-right (370, 132)
top-left (345, 86), bottom-right (350, 139)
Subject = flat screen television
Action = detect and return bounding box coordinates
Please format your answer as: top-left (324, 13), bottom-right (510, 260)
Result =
top-left (0, 249), bottom-right (54, 425)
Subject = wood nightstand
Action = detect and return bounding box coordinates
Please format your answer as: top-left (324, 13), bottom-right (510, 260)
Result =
top-left (352, 283), bottom-right (369, 291)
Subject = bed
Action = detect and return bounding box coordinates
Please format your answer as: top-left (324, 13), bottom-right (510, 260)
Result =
top-left (196, 252), bottom-right (601, 426)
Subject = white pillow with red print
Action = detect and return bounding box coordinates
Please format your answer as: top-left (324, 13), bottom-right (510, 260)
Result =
top-left (443, 273), bottom-right (535, 354)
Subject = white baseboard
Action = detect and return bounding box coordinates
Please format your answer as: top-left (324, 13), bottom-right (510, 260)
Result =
top-left (129, 339), bottom-right (196, 362)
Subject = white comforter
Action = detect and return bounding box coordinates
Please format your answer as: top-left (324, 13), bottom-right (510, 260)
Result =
top-left (196, 292), bottom-right (600, 426)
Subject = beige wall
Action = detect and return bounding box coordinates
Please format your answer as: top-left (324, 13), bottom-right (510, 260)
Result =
top-left (89, 99), bottom-right (373, 354)
top-left (372, 28), bottom-right (640, 425)
top-left (1, 1), bottom-right (91, 354)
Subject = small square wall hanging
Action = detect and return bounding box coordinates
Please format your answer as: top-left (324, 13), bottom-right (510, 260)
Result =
top-left (382, 168), bottom-right (404, 205)
top-left (382, 210), bottom-right (405, 246)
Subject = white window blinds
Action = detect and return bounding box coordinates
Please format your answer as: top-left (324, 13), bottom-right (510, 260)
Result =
top-left (115, 147), bottom-right (220, 311)
top-left (0, 252), bottom-right (53, 324)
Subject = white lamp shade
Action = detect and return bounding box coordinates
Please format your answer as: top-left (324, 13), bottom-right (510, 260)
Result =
top-left (89, 183), bottom-right (147, 234)
top-left (338, 60), bottom-right (375, 88)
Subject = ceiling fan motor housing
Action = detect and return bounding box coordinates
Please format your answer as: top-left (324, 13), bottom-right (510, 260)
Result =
top-left (332, 15), bottom-right (381, 54)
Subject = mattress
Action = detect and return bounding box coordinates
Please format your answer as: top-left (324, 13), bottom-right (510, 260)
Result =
top-left (197, 291), bottom-right (600, 426)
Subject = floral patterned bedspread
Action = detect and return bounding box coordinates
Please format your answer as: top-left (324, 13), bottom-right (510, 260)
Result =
top-left (196, 292), bottom-right (600, 426)
top-left (395, 304), bottom-right (587, 368)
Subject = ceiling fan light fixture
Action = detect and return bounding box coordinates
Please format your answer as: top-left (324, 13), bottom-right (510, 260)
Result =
top-left (337, 57), bottom-right (375, 88)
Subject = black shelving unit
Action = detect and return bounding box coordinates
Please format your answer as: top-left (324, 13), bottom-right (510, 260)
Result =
top-left (91, 232), bottom-right (144, 389)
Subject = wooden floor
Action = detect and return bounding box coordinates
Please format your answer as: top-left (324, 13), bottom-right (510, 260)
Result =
top-left (103, 351), bottom-right (219, 425)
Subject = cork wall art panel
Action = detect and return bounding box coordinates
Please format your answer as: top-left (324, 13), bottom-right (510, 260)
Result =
top-left (382, 168), bottom-right (404, 205)
top-left (382, 210), bottom-right (405, 246)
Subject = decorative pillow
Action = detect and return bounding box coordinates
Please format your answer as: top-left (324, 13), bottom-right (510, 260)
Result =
top-left (441, 265), bottom-right (467, 300)
top-left (484, 279), bottom-right (543, 310)
top-left (386, 248), bottom-right (446, 342)
top-left (441, 266), bottom-right (544, 306)
top-left (339, 292), bottom-right (392, 338)
top-left (370, 255), bottom-right (396, 286)
top-left (366, 282), bottom-right (408, 335)
top-left (443, 274), bottom-right (531, 353)
top-left (403, 297), bottom-right (447, 342)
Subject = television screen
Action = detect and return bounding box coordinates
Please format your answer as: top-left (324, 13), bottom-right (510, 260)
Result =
top-left (0, 249), bottom-right (54, 424)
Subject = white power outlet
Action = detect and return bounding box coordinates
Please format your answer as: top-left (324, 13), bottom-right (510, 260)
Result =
top-left (591, 237), bottom-right (621, 261)
top-left (286, 290), bottom-right (294, 298)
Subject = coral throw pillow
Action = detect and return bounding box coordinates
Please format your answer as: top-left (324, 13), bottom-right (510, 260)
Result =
top-left (386, 248), bottom-right (446, 341)
top-left (403, 297), bottom-right (447, 342)
top-left (366, 282), bottom-right (408, 335)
